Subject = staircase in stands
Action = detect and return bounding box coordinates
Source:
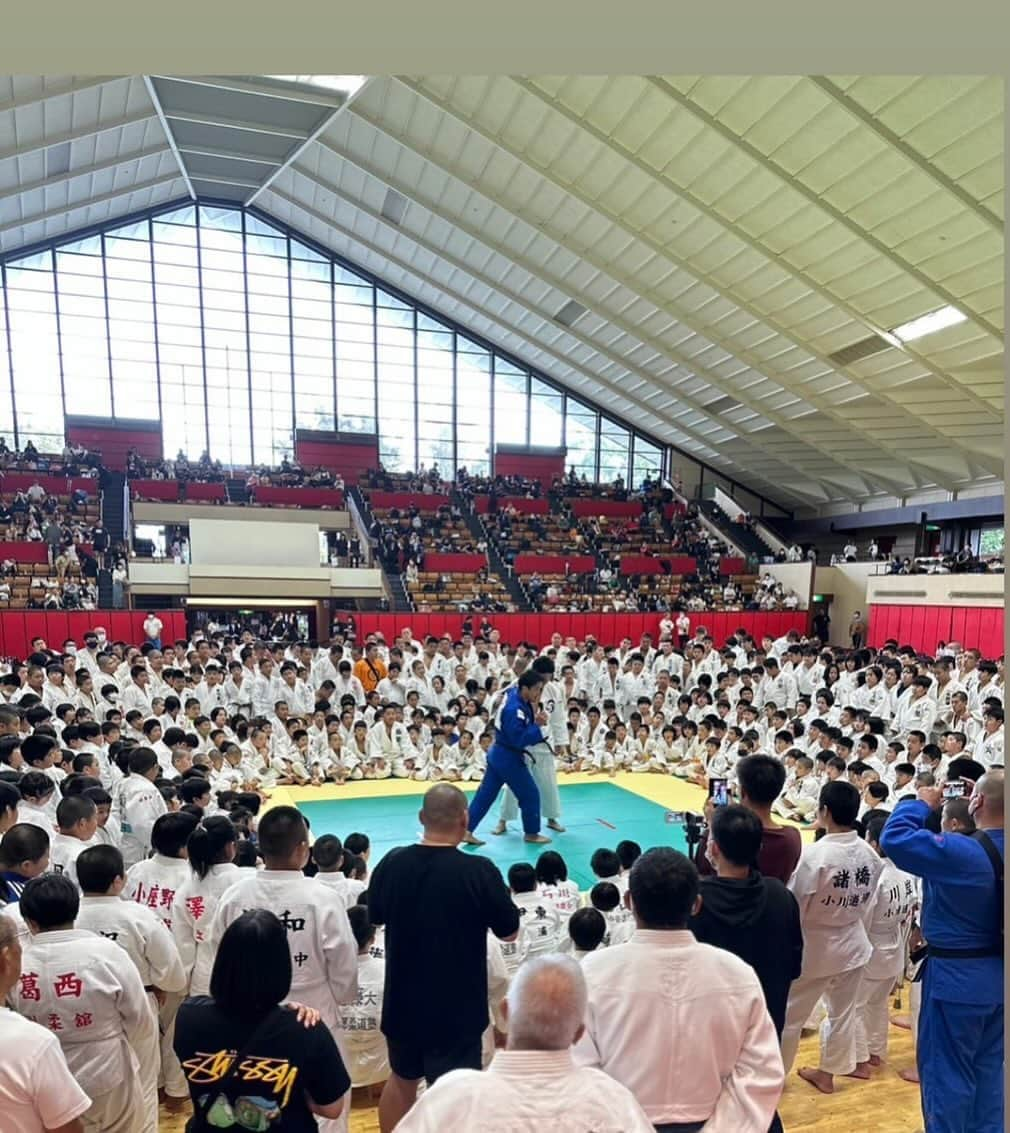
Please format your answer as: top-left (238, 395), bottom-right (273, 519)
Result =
top-left (453, 490), bottom-right (532, 611)
top-left (347, 485), bottom-right (413, 613)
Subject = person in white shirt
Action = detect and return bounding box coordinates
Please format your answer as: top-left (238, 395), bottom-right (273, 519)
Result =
top-left (48, 797), bottom-right (99, 889)
top-left (122, 811), bottom-right (199, 1107)
top-left (397, 953), bottom-right (653, 1133)
top-left (14, 873), bottom-right (157, 1133)
top-left (780, 779), bottom-right (884, 1093)
top-left (573, 847), bottom-right (783, 1130)
top-left (0, 912), bottom-right (92, 1133)
top-left (75, 844), bottom-right (187, 1132)
top-left (972, 706), bottom-right (1004, 770)
top-left (851, 816), bottom-right (917, 1076)
top-left (15, 773), bottom-right (57, 844)
top-left (170, 815), bottom-right (240, 996)
top-left (505, 862), bottom-right (562, 964)
top-left (116, 749), bottom-right (168, 869)
top-left (143, 613), bottom-right (164, 648)
top-left (338, 906), bottom-right (390, 1088)
top-left (120, 665), bottom-right (154, 718)
top-left (211, 806), bottom-right (358, 1133)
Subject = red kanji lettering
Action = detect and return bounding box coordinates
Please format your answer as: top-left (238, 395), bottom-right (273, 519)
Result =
top-left (145, 884), bottom-right (162, 909)
top-left (185, 895), bottom-right (206, 920)
top-left (48, 1013), bottom-right (63, 1030)
top-left (19, 972), bottom-right (41, 1001)
top-left (160, 887), bottom-right (175, 908)
top-left (53, 972), bottom-right (83, 998)
top-left (74, 1012), bottom-right (93, 1029)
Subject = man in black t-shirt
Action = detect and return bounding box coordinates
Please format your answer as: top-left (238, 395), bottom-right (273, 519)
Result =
top-left (368, 783), bottom-right (520, 1133)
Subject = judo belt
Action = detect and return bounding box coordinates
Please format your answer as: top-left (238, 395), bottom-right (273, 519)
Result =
top-left (913, 942), bottom-right (1001, 981)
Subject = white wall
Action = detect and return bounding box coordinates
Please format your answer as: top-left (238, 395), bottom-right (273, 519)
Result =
top-left (813, 563), bottom-right (880, 646)
top-left (764, 562), bottom-right (814, 609)
top-left (189, 519), bottom-right (321, 568)
top-left (867, 573), bottom-right (1003, 608)
top-left (132, 501), bottom-right (350, 529)
top-left (129, 560), bottom-right (384, 599)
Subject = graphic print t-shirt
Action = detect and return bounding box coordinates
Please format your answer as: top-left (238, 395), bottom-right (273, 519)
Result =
top-left (174, 999), bottom-right (350, 1132)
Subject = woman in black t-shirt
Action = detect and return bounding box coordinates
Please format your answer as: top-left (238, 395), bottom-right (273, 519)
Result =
top-left (174, 909), bottom-right (350, 1132)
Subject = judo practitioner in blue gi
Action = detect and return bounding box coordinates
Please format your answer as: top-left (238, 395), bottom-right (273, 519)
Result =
top-left (880, 770), bottom-right (1003, 1133)
top-left (463, 670), bottom-right (552, 846)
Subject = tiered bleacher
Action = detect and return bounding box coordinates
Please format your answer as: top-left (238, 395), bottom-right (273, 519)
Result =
top-left (0, 446), bottom-right (108, 610)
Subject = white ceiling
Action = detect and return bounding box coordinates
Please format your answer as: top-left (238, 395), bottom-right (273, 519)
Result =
top-left (0, 73), bottom-right (1003, 510)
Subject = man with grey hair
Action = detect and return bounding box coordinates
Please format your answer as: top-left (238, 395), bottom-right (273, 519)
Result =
top-left (0, 906), bottom-right (92, 1133)
top-left (394, 954), bottom-right (653, 1132)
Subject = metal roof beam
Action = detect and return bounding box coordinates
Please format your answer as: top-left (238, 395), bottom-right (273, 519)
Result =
top-left (509, 76), bottom-right (1001, 423)
top-left (0, 173), bottom-right (180, 235)
top-left (0, 110), bottom-right (159, 163)
top-left (307, 134), bottom-right (921, 497)
top-left (808, 75), bottom-right (1002, 233)
top-left (142, 76), bottom-right (196, 200)
top-left (385, 79), bottom-right (981, 487)
top-left (266, 182), bottom-right (823, 506)
top-left (0, 145), bottom-right (173, 203)
top-left (245, 77), bottom-right (374, 208)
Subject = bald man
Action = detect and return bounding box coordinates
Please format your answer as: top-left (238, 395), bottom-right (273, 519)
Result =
top-left (881, 771), bottom-right (1004, 1133)
top-left (368, 784), bottom-right (520, 1133)
top-left (0, 913), bottom-right (92, 1133)
top-left (394, 955), bottom-right (653, 1132)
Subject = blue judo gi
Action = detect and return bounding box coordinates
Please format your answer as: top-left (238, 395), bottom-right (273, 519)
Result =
top-left (880, 801), bottom-right (1003, 1133)
top-left (466, 685), bottom-right (545, 837)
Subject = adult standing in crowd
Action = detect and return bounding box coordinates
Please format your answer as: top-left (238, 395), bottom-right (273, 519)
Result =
top-left (463, 670), bottom-right (551, 846)
top-left (495, 656), bottom-right (566, 837)
top-left (574, 847), bottom-right (784, 1132)
top-left (368, 784), bottom-right (520, 1133)
top-left (689, 804), bottom-right (804, 1133)
top-left (881, 771), bottom-right (1004, 1133)
top-left (0, 911), bottom-right (92, 1133)
top-left (694, 755), bottom-right (803, 883)
top-left (395, 955), bottom-right (654, 1132)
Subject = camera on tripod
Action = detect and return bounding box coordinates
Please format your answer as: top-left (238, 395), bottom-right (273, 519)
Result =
top-left (665, 810), bottom-right (707, 850)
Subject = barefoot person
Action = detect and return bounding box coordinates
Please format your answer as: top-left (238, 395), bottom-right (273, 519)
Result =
top-left (463, 671), bottom-right (552, 847)
top-left (494, 657), bottom-right (565, 837)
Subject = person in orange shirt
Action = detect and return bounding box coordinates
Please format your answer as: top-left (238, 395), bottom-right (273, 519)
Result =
top-left (354, 642), bottom-right (388, 695)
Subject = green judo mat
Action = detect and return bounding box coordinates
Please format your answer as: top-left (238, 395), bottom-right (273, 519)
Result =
top-left (297, 782), bottom-right (689, 891)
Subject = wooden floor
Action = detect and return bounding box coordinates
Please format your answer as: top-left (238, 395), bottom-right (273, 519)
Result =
top-left (161, 1001), bottom-right (922, 1132)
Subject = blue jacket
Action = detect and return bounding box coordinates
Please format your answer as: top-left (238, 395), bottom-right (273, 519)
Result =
top-left (492, 686), bottom-right (546, 759)
top-left (880, 800), bottom-right (1003, 1005)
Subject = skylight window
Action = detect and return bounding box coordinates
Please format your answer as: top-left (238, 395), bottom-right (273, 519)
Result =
top-left (265, 75), bottom-right (365, 96)
top-left (890, 305), bottom-right (967, 343)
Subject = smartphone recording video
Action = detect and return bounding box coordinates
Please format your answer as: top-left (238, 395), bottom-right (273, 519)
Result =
top-left (708, 777), bottom-right (730, 807)
top-left (942, 779), bottom-right (968, 800)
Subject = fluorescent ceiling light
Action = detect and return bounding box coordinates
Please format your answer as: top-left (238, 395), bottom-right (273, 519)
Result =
top-left (265, 75), bottom-right (365, 96)
top-left (890, 305), bottom-right (967, 343)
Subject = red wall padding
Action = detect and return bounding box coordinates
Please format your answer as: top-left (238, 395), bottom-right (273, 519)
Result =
top-left (251, 486), bottom-right (344, 508)
top-left (295, 437), bottom-right (379, 480)
top-left (368, 492), bottom-right (451, 511)
top-left (619, 555), bottom-right (697, 576)
top-left (513, 555), bottom-right (597, 574)
top-left (0, 611), bottom-right (186, 659)
top-left (66, 423), bottom-right (162, 472)
top-left (0, 542), bottom-right (51, 564)
top-left (183, 483), bottom-right (226, 502)
top-left (1, 473), bottom-right (97, 495)
top-left (570, 499), bottom-right (644, 519)
top-left (663, 503), bottom-right (687, 520)
top-left (720, 557), bottom-right (747, 575)
top-left (357, 611), bottom-right (809, 647)
top-left (493, 450), bottom-right (565, 484)
top-left (423, 553), bottom-right (487, 572)
top-left (132, 479), bottom-right (180, 501)
top-left (473, 496), bottom-right (550, 515)
top-left (869, 604), bottom-right (1004, 657)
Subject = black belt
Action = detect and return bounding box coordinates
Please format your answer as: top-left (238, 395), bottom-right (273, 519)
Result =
top-left (927, 944), bottom-right (1001, 959)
